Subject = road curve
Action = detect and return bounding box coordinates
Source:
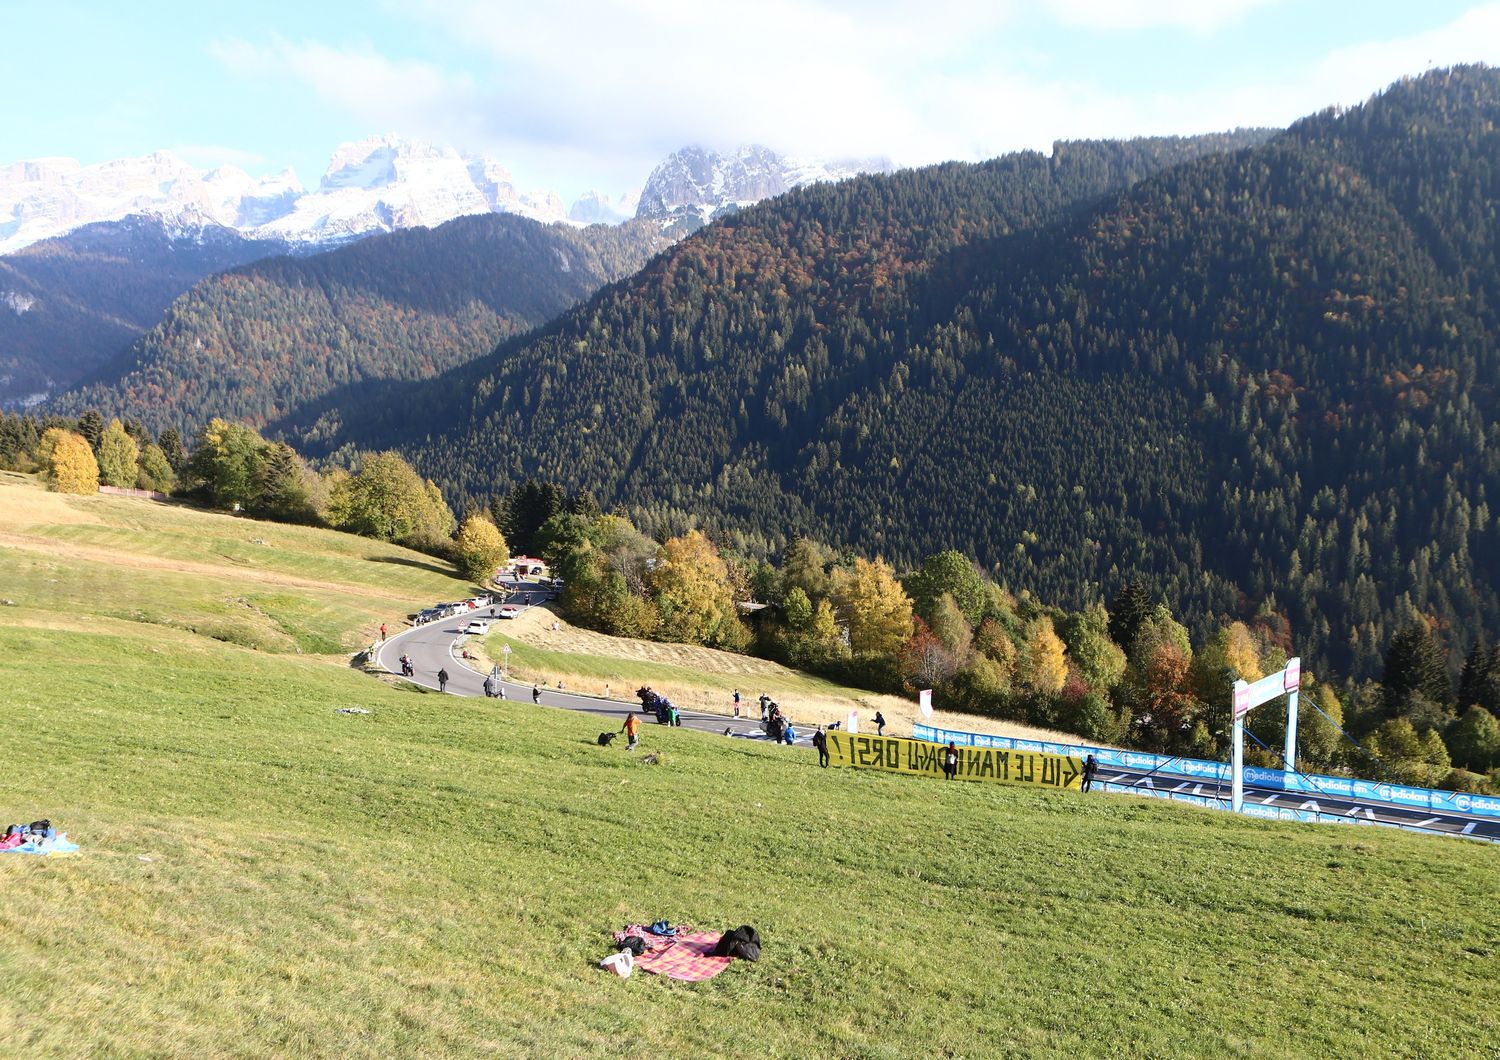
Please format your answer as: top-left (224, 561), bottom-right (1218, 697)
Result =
top-left (375, 582), bottom-right (812, 747)
top-left (372, 586), bottom-right (1498, 841)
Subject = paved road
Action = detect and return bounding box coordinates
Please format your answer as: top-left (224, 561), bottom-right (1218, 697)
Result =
top-left (375, 581), bottom-right (814, 748)
top-left (373, 584), bottom-right (1497, 841)
top-left (1094, 764), bottom-right (1500, 840)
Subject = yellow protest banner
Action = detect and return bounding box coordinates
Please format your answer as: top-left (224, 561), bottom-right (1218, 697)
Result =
top-left (825, 731), bottom-right (1083, 790)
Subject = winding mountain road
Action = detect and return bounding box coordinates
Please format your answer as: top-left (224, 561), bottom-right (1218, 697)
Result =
top-left (375, 582), bottom-right (811, 747)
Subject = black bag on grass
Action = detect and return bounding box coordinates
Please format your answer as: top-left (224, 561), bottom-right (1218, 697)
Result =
top-left (713, 925), bottom-right (761, 961)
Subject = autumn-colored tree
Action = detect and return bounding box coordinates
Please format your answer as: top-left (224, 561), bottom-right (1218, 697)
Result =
top-left (455, 516), bottom-right (511, 584)
top-left (1134, 641), bottom-right (1202, 751)
top-left (42, 428), bottom-right (98, 494)
top-left (1017, 617), bottom-right (1068, 695)
top-left (974, 617), bottom-right (1018, 682)
top-left (834, 556), bottom-right (913, 656)
top-left (96, 418), bottom-right (139, 488)
top-left (899, 618), bottom-right (958, 691)
top-left (650, 530), bottom-right (741, 647)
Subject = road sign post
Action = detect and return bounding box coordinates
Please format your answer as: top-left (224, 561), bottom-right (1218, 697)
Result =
top-left (1231, 657), bottom-right (1301, 814)
top-left (501, 643), bottom-right (511, 679)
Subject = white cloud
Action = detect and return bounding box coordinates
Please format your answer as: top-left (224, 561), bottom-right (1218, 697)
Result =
top-left (210, 2), bottom-right (1500, 198)
top-left (1044, 0), bottom-right (1280, 33)
top-left (169, 143), bottom-right (271, 170)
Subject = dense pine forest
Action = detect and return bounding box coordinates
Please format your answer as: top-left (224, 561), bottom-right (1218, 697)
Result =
top-left (54, 214), bottom-right (668, 433)
top-left (0, 217), bottom-right (288, 402)
top-left (290, 67), bottom-right (1500, 687)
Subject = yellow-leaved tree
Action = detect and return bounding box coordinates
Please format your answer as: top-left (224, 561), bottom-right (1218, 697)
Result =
top-left (834, 556), bottom-right (913, 656)
top-left (649, 529), bottom-right (746, 648)
top-left (41, 428), bottom-right (99, 495)
top-left (454, 516), bottom-right (510, 584)
top-left (1018, 616), bottom-right (1069, 695)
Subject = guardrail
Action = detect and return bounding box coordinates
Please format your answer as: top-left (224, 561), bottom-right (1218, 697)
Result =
top-left (912, 724), bottom-right (1500, 820)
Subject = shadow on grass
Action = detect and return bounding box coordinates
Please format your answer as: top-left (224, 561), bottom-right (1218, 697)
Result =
top-left (367, 555), bottom-right (459, 578)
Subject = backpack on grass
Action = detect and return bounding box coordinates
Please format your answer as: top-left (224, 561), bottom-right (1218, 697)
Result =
top-left (713, 925), bottom-right (761, 962)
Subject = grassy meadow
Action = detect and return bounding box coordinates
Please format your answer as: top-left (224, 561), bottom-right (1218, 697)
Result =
top-left (2, 476), bottom-right (1497, 1057)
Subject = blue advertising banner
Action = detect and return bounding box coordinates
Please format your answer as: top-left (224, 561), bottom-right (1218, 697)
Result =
top-left (912, 725), bottom-right (1500, 819)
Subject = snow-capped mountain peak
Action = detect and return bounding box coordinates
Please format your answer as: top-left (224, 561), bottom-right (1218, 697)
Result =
top-left (634, 144), bottom-right (894, 223)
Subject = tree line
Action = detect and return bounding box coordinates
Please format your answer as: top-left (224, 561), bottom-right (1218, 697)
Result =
top-left (493, 476), bottom-right (1499, 795)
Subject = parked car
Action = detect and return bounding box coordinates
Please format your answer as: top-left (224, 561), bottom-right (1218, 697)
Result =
top-left (465, 619), bottom-right (492, 635)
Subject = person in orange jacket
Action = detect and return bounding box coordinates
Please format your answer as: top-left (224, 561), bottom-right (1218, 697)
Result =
top-left (622, 711), bottom-right (641, 751)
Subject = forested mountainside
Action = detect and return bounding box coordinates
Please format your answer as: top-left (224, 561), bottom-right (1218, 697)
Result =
top-left (301, 67), bottom-right (1500, 683)
top-left (0, 217), bottom-right (288, 404)
top-left (55, 214), bottom-right (669, 433)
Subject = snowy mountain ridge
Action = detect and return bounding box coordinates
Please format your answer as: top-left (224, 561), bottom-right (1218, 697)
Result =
top-left (0, 137), bottom-right (897, 253)
top-left (634, 145), bottom-right (895, 223)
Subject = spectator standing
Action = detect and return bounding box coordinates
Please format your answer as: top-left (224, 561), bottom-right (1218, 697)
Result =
top-left (532, 684), bottom-right (541, 704)
top-left (438, 668), bottom-right (449, 693)
top-left (379, 623), bottom-right (387, 642)
top-left (943, 742), bottom-right (959, 780)
top-left (813, 725), bottom-right (829, 768)
top-left (874, 711), bottom-right (886, 737)
top-left (733, 688), bottom-right (741, 717)
top-left (1082, 754), bottom-right (1098, 793)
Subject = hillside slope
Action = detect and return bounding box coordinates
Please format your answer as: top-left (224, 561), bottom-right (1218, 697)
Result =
top-left (0, 217), bottom-right (288, 404)
top-left (1, 476), bottom-right (1495, 1056)
top-left (309, 67), bottom-right (1500, 680)
top-left (53, 214), bottom-right (668, 434)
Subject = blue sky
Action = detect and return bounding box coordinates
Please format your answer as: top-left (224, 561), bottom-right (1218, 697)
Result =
top-left (5, 1), bottom-right (1499, 201)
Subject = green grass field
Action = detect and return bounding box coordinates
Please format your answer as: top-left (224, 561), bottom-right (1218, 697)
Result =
top-left (2, 478), bottom-right (1498, 1057)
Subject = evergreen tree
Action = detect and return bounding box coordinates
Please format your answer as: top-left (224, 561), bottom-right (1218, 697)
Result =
top-left (157, 427), bottom-right (186, 473)
top-left (76, 409), bottom-right (104, 454)
top-left (1381, 624), bottom-right (1453, 717)
top-left (1108, 581), bottom-right (1154, 651)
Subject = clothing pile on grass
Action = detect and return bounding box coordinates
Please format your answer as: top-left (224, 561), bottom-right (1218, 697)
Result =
top-left (599, 920), bottom-right (761, 981)
top-left (1, 820), bottom-right (79, 857)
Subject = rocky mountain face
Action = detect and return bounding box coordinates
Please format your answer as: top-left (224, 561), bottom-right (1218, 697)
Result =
top-left (633, 145), bottom-right (895, 224)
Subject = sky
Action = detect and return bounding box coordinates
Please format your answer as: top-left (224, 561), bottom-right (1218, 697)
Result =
top-left (4, 0), bottom-right (1500, 204)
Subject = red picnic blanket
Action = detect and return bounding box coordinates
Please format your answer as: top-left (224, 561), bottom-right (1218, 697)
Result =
top-left (631, 932), bottom-right (732, 982)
